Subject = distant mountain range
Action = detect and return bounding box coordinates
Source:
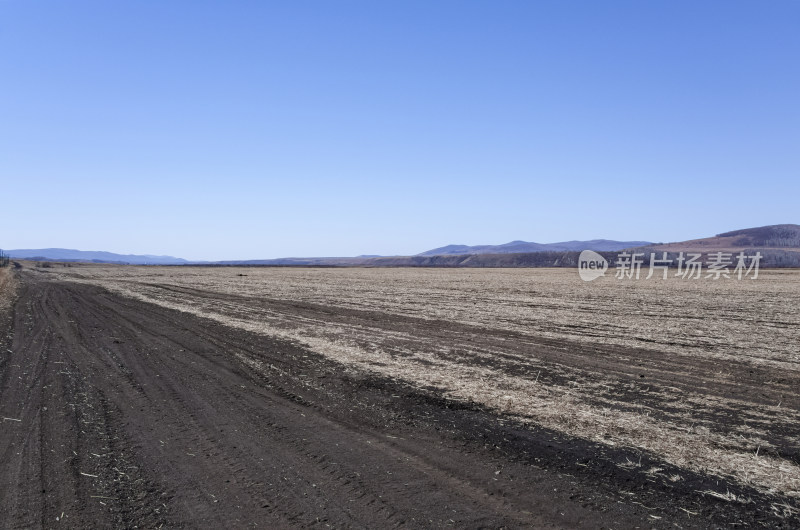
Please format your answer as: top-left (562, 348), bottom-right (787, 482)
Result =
top-left (6, 248), bottom-right (188, 265)
top-left (417, 239), bottom-right (653, 256)
top-left (4, 224), bottom-right (798, 267)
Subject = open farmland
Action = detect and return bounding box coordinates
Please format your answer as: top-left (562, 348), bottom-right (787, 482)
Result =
top-left (2, 264), bottom-right (799, 527)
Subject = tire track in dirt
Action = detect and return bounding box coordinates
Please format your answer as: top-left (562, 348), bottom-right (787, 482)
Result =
top-left (0, 282), bottom-right (168, 528)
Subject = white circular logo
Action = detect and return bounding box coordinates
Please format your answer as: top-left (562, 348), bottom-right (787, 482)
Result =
top-left (578, 250), bottom-right (608, 281)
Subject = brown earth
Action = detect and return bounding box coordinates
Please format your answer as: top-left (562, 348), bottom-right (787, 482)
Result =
top-left (0, 271), bottom-right (797, 528)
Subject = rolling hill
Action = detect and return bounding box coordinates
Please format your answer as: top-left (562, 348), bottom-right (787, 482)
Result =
top-left (642, 224), bottom-right (800, 252)
top-left (626, 224), bottom-right (800, 268)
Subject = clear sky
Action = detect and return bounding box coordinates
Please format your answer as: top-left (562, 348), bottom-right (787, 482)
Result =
top-left (1, 1), bottom-right (798, 260)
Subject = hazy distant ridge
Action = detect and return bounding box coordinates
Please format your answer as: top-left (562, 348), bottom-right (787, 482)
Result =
top-left (7, 248), bottom-right (187, 265)
top-left (418, 239), bottom-right (653, 256)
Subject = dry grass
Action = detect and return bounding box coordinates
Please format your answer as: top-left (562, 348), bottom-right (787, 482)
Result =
top-left (47, 265), bottom-right (800, 498)
top-left (0, 267), bottom-right (16, 313)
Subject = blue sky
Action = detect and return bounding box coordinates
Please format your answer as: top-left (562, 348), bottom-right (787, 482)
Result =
top-left (1, 1), bottom-right (798, 260)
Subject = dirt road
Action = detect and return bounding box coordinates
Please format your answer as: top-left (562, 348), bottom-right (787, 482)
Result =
top-left (0, 273), bottom-right (791, 528)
